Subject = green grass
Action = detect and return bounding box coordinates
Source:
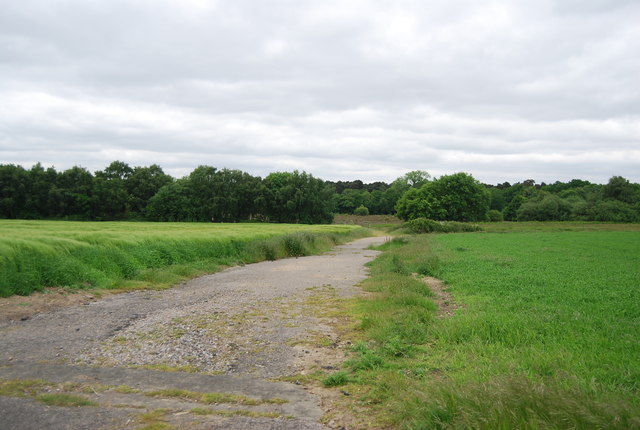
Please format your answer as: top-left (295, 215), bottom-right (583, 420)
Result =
top-left (190, 407), bottom-right (283, 419)
top-left (145, 388), bottom-right (286, 406)
top-left (322, 371), bottom-right (350, 387)
top-left (0, 220), bottom-right (365, 297)
top-left (0, 379), bottom-right (97, 407)
top-left (345, 223), bottom-right (640, 429)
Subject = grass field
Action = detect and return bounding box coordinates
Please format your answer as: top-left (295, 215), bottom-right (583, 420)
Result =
top-left (0, 220), bottom-right (364, 297)
top-left (336, 223), bottom-right (640, 429)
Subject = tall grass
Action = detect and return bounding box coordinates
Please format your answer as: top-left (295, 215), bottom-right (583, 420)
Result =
top-left (0, 220), bottom-right (366, 297)
top-left (343, 225), bottom-right (640, 429)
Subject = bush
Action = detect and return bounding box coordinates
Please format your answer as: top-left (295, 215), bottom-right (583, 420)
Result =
top-left (586, 200), bottom-right (639, 223)
top-left (487, 210), bottom-right (503, 222)
top-left (354, 205), bottom-right (370, 216)
top-left (403, 218), bottom-right (482, 234)
top-left (516, 193), bottom-right (572, 221)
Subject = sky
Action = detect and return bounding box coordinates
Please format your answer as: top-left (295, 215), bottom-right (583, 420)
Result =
top-left (1, 0), bottom-right (639, 185)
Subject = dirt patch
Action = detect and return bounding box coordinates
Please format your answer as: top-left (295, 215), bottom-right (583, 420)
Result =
top-left (418, 275), bottom-right (463, 318)
top-left (333, 214), bottom-right (401, 227)
top-left (0, 288), bottom-right (107, 323)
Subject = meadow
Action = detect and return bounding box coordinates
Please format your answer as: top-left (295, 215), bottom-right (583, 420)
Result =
top-left (0, 220), bottom-right (364, 297)
top-left (335, 223), bottom-right (640, 429)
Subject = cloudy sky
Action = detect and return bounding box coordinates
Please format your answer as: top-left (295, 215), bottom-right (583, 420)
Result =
top-left (1, 0), bottom-right (639, 185)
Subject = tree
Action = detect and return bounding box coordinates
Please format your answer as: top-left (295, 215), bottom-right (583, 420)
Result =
top-left (145, 179), bottom-right (194, 222)
top-left (335, 189), bottom-right (371, 214)
top-left (23, 163), bottom-right (58, 218)
top-left (126, 165), bottom-right (173, 216)
top-left (92, 161), bottom-right (133, 220)
top-left (57, 166), bottom-right (94, 219)
top-left (98, 160), bottom-right (133, 181)
top-left (402, 170), bottom-right (431, 188)
top-left (395, 186), bottom-right (442, 221)
top-left (381, 171), bottom-right (432, 216)
top-left (0, 164), bottom-right (29, 218)
top-left (516, 192), bottom-right (572, 221)
top-left (207, 168), bottom-right (264, 222)
top-left (263, 171), bottom-right (335, 224)
top-left (396, 172), bottom-right (489, 222)
top-left (503, 195), bottom-right (525, 221)
top-left (488, 187), bottom-right (507, 211)
top-left (603, 176), bottom-right (637, 204)
top-left (587, 200), bottom-right (638, 222)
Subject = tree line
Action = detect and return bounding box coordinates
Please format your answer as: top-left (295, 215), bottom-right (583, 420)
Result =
top-left (1, 161), bottom-right (638, 223)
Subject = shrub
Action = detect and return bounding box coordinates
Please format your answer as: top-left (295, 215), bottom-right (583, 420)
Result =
top-left (487, 209), bottom-right (503, 222)
top-left (403, 218), bottom-right (482, 234)
top-left (354, 205), bottom-right (370, 216)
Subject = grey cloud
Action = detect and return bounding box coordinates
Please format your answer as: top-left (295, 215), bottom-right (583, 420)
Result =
top-left (1, 0), bottom-right (639, 185)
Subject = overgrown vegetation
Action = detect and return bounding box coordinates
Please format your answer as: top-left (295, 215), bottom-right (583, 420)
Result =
top-left (0, 220), bottom-right (366, 297)
top-left (402, 218), bottom-right (482, 234)
top-left (336, 224), bottom-right (640, 429)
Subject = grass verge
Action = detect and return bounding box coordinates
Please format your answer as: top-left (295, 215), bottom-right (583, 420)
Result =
top-left (336, 224), bottom-right (640, 429)
top-left (0, 220), bottom-right (368, 297)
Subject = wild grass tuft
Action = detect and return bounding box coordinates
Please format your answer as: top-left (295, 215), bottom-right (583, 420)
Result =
top-left (322, 371), bottom-right (350, 387)
top-left (144, 388), bottom-right (285, 406)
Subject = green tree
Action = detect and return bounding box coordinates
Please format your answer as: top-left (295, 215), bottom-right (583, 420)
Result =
top-left (145, 179), bottom-right (194, 221)
top-left (516, 192), bottom-right (572, 221)
top-left (263, 171), bottom-right (335, 224)
top-left (22, 163), bottom-right (58, 218)
top-left (335, 189), bottom-right (371, 214)
top-left (587, 200), bottom-right (638, 222)
top-left (395, 186), bottom-right (442, 221)
top-left (382, 170), bottom-right (432, 216)
top-left (603, 176), bottom-right (637, 204)
top-left (56, 166), bottom-right (94, 219)
top-left (92, 161), bottom-right (133, 220)
top-left (0, 164), bottom-right (29, 218)
top-left (125, 165), bottom-right (173, 216)
top-left (396, 172), bottom-right (489, 222)
top-left (488, 187), bottom-right (507, 211)
top-left (398, 170), bottom-right (431, 188)
top-left (208, 168), bottom-right (264, 222)
top-left (503, 195), bottom-right (525, 221)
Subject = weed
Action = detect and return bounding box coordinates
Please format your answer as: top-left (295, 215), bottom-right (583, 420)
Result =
top-left (136, 408), bottom-right (174, 430)
top-left (322, 371), bottom-right (350, 387)
top-left (190, 408), bottom-right (283, 418)
top-left (0, 379), bottom-right (49, 397)
top-left (144, 388), bottom-right (286, 406)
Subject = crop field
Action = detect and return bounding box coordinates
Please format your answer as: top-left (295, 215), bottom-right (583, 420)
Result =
top-left (341, 223), bottom-right (640, 429)
top-left (0, 220), bottom-right (363, 297)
